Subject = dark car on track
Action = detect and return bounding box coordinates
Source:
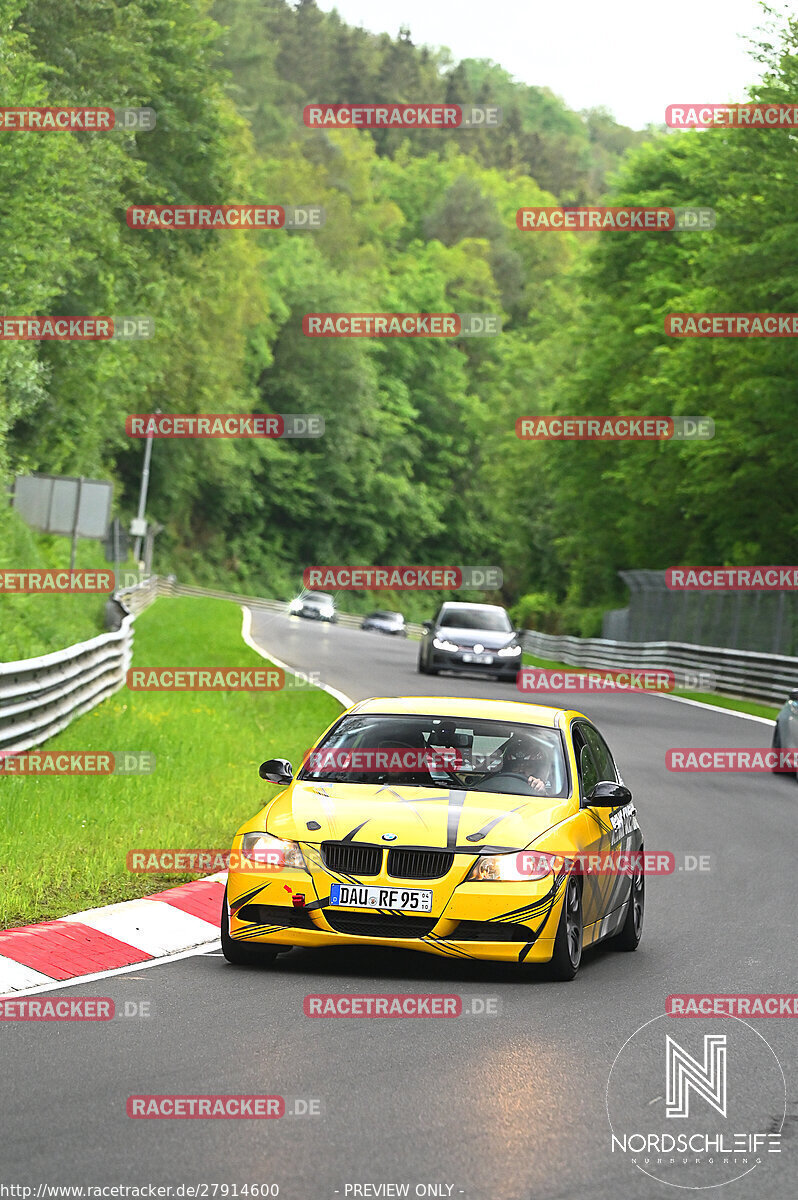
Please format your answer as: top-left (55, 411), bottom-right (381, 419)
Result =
top-left (771, 687), bottom-right (798, 777)
top-left (361, 610), bottom-right (407, 636)
top-left (418, 601), bottom-right (523, 682)
top-left (288, 591), bottom-right (337, 622)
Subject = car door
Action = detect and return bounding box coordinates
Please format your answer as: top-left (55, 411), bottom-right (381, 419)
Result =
top-left (571, 722), bottom-right (616, 933)
top-left (582, 723), bottom-right (638, 921)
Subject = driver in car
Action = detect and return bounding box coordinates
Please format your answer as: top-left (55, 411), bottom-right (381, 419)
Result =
top-left (500, 733), bottom-right (552, 794)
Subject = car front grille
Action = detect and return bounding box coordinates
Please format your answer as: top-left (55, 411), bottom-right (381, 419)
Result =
top-left (387, 848), bottom-right (454, 879)
top-left (322, 911), bottom-right (437, 938)
top-left (453, 920), bottom-right (533, 942)
top-left (236, 903), bottom-right (316, 929)
top-left (321, 841), bottom-right (382, 876)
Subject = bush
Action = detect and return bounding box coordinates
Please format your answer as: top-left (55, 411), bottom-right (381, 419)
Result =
top-left (510, 590), bottom-right (561, 633)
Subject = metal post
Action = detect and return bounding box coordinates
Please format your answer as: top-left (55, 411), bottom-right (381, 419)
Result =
top-left (132, 410), bottom-right (159, 563)
top-left (70, 476), bottom-right (84, 570)
top-left (773, 592), bottom-right (786, 655)
top-left (143, 521), bottom-right (162, 574)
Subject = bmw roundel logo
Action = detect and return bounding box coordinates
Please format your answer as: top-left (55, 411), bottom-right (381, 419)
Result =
top-left (382, 832), bottom-right (397, 842)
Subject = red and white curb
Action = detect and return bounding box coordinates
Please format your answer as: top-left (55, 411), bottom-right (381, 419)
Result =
top-left (0, 874), bottom-right (225, 996)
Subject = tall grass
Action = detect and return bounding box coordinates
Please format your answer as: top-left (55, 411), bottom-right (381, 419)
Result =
top-left (0, 596), bottom-right (341, 926)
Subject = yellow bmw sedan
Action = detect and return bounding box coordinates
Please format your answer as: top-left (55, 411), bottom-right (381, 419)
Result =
top-left (222, 696), bottom-right (644, 980)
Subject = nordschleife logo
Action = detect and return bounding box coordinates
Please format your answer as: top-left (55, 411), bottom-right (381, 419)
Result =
top-left (606, 1015), bottom-right (785, 1189)
top-left (666, 1034), bottom-right (727, 1119)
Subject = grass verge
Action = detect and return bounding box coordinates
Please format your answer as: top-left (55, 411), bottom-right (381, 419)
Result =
top-left (520, 651), bottom-right (779, 721)
top-left (0, 507), bottom-right (131, 659)
top-left (0, 596), bottom-right (341, 927)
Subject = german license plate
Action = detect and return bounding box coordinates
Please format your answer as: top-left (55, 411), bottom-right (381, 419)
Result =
top-left (463, 653), bottom-right (493, 664)
top-left (329, 883), bottom-right (433, 913)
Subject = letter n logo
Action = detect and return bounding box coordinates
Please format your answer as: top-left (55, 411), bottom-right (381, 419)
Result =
top-left (665, 1034), bottom-right (726, 1118)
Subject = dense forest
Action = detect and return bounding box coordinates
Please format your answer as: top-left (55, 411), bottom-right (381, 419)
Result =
top-left (1, 0), bottom-right (796, 637)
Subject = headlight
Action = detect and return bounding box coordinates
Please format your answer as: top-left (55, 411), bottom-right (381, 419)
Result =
top-left (466, 850), bottom-right (567, 882)
top-left (497, 645), bottom-right (522, 657)
top-left (433, 637), bottom-right (459, 652)
top-left (240, 832), bottom-right (306, 870)
top-left (288, 601), bottom-right (301, 612)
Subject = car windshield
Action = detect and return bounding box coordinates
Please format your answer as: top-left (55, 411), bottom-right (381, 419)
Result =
top-left (298, 714), bottom-right (569, 798)
top-left (304, 592), bottom-right (332, 604)
top-left (369, 611), bottom-right (400, 620)
top-left (438, 607), bottom-right (512, 632)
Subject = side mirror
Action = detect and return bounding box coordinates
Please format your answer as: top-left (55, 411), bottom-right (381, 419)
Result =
top-left (586, 780), bottom-right (632, 807)
top-left (422, 621), bottom-right (433, 632)
top-left (259, 758), bottom-right (293, 785)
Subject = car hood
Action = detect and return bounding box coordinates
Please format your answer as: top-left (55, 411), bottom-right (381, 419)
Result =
top-left (433, 627), bottom-right (516, 649)
top-left (263, 781), bottom-right (571, 852)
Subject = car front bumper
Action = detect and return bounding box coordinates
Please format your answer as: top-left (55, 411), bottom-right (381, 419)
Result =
top-left (428, 648), bottom-right (521, 676)
top-left (226, 859), bottom-right (566, 964)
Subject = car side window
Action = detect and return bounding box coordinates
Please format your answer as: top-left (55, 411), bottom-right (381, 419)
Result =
top-left (572, 725), bottom-right (599, 799)
top-left (579, 745), bottom-right (598, 795)
top-left (583, 725), bottom-right (617, 783)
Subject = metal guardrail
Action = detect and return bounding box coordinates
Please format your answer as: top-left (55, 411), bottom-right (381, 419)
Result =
top-left (520, 629), bottom-right (797, 706)
top-left (0, 616), bottom-right (136, 756)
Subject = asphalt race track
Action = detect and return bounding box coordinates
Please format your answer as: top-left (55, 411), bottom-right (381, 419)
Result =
top-left (2, 611), bottom-right (796, 1199)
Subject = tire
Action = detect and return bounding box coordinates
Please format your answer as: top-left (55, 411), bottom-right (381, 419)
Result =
top-left (770, 724), bottom-right (797, 777)
top-left (771, 724), bottom-right (781, 773)
top-left (417, 651), bottom-right (438, 676)
top-left (611, 861), bottom-right (644, 952)
top-left (221, 887), bottom-right (281, 966)
top-left (547, 876), bottom-right (582, 981)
